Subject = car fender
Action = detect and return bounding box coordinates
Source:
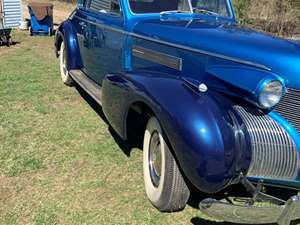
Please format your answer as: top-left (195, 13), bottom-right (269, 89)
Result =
top-left (55, 20), bottom-right (82, 70)
top-left (102, 72), bottom-right (252, 193)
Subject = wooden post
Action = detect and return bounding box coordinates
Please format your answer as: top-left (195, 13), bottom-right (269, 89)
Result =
top-left (0, 0), bottom-right (3, 19)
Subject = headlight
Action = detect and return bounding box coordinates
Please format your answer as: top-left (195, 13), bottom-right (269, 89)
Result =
top-left (258, 80), bottom-right (284, 109)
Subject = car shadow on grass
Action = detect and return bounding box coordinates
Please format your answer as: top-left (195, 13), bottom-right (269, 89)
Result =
top-left (76, 85), bottom-right (142, 157)
top-left (190, 218), bottom-right (272, 225)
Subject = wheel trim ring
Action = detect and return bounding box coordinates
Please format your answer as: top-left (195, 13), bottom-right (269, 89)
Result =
top-left (149, 131), bottom-right (162, 187)
top-left (62, 45), bottom-right (68, 76)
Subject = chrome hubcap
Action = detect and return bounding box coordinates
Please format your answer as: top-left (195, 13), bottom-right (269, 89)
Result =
top-left (149, 131), bottom-right (162, 187)
top-left (62, 47), bottom-right (67, 76)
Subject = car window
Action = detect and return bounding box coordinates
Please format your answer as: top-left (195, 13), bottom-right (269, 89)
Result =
top-left (89, 0), bottom-right (121, 15)
top-left (129, 0), bottom-right (191, 14)
top-left (77, 0), bottom-right (86, 7)
top-left (191, 0), bottom-right (230, 17)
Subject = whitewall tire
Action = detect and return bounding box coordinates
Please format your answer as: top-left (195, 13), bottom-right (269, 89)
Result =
top-left (143, 117), bottom-right (190, 212)
top-left (59, 41), bottom-right (74, 86)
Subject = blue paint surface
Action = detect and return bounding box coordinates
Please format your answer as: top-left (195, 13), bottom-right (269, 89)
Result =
top-left (54, 0), bottom-right (300, 192)
top-left (102, 72), bottom-right (252, 193)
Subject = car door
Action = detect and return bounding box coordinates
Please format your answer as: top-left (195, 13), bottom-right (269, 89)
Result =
top-left (76, 0), bottom-right (124, 85)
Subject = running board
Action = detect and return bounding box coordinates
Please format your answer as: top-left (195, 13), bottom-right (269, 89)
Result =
top-left (69, 70), bottom-right (102, 105)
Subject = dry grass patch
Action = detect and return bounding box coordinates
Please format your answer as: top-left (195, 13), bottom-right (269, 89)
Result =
top-left (233, 0), bottom-right (300, 37)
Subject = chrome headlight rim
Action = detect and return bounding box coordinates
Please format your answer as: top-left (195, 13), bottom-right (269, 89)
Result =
top-left (257, 78), bottom-right (286, 109)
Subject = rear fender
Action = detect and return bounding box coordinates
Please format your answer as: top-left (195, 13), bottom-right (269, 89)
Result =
top-left (102, 72), bottom-right (252, 193)
top-left (55, 20), bottom-right (82, 70)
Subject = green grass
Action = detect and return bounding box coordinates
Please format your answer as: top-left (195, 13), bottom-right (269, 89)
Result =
top-left (0, 31), bottom-right (211, 225)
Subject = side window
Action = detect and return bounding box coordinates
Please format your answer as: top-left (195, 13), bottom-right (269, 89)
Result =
top-left (111, 0), bottom-right (121, 14)
top-left (191, 0), bottom-right (229, 17)
top-left (89, 0), bottom-right (121, 15)
top-left (77, 0), bottom-right (86, 8)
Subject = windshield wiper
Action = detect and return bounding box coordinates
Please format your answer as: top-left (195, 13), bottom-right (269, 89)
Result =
top-left (160, 10), bottom-right (189, 16)
top-left (193, 8), bottom-right (219, 16)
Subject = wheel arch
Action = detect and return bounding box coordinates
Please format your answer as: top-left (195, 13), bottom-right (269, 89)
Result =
top-left (125, 101), bottom-right (155, 140)
top-left (55, 31), bottom-right (63, 57)
top-left (54, 21), bottom-right (82, 70)
top-left (102, 72), bottom-right (252, 193)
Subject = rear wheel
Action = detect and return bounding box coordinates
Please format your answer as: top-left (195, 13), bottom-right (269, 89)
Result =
top-left (143, 117), bottom-right (190, 212)
top-left (6, 36), bottom-right (12, 47)
top-left (1, 36), bottom-right (6, 46)
top-left (59, 41), bottom-right (74, 86)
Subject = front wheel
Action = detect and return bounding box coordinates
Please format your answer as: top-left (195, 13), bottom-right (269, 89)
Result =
top-left (59, 41), bottom-right (74, 86)
top-left (143, 117), bottom-right (190, 212)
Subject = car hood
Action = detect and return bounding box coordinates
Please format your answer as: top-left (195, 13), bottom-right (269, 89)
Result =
top-left (132, 18), bottom-right (300, 89)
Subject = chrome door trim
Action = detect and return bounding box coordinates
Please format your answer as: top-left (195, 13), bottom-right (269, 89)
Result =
top-left (133, 45), bottom-right (182, 71)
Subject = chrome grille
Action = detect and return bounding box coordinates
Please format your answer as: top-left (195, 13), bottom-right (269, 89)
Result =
top-left (235, 106), bottom-right (300, 180)
top-left (276, 88), bottom-right (300, 133)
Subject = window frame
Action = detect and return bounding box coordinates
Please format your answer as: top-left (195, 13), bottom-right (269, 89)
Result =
top-left (87, 0), bottom-right (123, 17)
top-left (128, 0), bottom-right (192, 15)
top-left (192, 0), bottom-right (232, 18)
top-left (127, 0), bottom-right (234, 19)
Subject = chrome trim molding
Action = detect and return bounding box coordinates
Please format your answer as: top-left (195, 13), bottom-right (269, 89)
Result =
top-left (235, 106), bottom-right (300, 180)
top-left (73, 15), bottom-right (270, 71)
top-left (276, 88), bottom-right (300, 134)
top-left (133, 45), bottom-right (182, 71)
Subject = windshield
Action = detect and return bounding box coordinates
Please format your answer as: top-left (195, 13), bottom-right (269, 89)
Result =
top-left (129, 0), bottom-right (192, 14)
top-left (191, 0), bottom-right (230, 17)
top-left (129, 0), bottom-right (231, 17)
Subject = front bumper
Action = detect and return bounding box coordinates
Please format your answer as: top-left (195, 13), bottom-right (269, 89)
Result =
top-left (199, 193), bottom-right (300, 225)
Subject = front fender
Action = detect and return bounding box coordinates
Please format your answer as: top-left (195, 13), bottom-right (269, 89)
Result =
top-left (55, 20), bottom-right (82, 70)
top-left (205, 65), bottom-right (285, 107)
top-left (102, 72), bottom-right (252, 193)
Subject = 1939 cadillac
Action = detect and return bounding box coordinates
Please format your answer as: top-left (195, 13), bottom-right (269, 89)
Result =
top-left (54, 0), bottom-right (300, 224)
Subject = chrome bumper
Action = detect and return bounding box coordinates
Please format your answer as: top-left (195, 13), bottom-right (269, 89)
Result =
top-left (199, 194), bottom-right (300, 225)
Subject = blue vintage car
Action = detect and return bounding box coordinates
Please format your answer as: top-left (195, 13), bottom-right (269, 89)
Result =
top-left (54, 0), bottom-right (300, 224)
